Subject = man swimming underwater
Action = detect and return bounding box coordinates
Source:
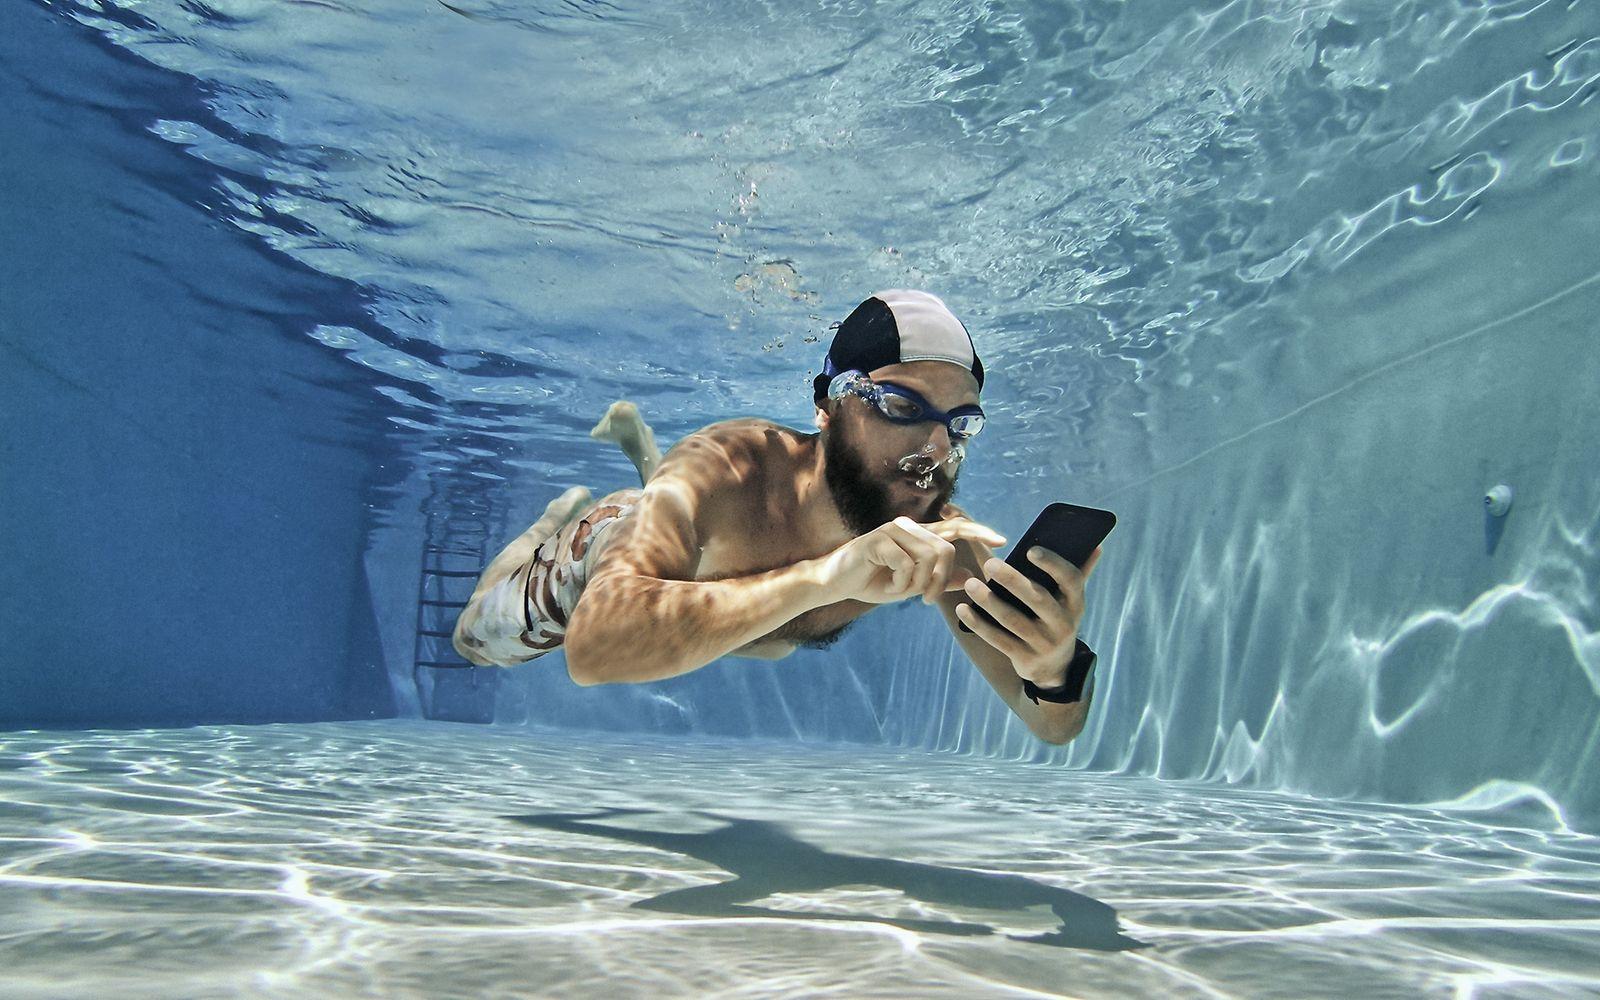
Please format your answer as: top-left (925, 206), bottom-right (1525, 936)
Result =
top-left (454, 289), bottom-right (1103, 744)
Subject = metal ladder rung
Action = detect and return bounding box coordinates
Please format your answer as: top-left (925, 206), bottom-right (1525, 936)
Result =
top-left (413, 482), bottom-right (506, 720)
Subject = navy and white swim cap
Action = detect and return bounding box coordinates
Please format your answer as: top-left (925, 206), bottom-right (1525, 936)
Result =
top-left (813, 289), bottom-right (985, 404)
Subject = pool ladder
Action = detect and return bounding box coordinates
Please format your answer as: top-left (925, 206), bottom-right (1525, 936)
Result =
top-left (411, 498), bottom-right (502, 722)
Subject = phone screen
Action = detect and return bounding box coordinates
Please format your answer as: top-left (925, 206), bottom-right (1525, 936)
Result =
top-left (958, 503), bottom-right (1116, 635)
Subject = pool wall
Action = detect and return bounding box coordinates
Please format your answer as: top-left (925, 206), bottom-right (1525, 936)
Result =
top-left (0, 9), bottom-right (396, 727)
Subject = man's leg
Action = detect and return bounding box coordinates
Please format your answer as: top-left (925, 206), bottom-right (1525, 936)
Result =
top-left (469, 399), bottom-right (660, 604)
top-left (452, 403), bottom-right (662, 666)
top-left (473, 485), bottom-right (592, 601)
top-left (590, 400), bottom-right (662, 487)
top-left (453, 485), bottom-right (592, 665)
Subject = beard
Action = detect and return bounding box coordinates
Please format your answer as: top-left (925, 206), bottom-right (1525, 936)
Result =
top-left (822, 423), bottom-right (958, 536)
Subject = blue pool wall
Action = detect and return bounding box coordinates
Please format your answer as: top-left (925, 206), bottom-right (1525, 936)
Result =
top-left (0, 9), bottom-right (395, 727)
top-left (1074, 279), bottom-right (1600, 830)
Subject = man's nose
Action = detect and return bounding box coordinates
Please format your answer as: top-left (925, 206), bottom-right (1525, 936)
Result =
top-left (923, 420), bottom-right (953, 455)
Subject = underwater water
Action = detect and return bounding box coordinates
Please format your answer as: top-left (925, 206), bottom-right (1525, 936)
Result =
top-left (5, 0), bottom-right (1600, 995)
top-left (4, 721), bottom-right (1600, 999)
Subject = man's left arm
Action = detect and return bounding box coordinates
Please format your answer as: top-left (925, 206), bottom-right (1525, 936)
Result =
top-left (932, 508), bottom-right (1102, 745)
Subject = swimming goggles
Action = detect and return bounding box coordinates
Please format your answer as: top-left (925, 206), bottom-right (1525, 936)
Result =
top-left (826, 370), bottom-right (986, 440)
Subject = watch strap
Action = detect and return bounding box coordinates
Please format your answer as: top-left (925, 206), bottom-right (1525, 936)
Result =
top-left (1022, 638), bottom-right (1096, 704)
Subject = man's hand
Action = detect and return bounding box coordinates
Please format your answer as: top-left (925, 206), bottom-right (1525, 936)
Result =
top-left (953, 545), bottom-right (1103, 686)
top-left (821, 515), bottom-right (1006, 606)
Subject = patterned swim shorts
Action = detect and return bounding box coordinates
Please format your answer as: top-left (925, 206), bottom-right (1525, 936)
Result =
top-left (462, 489), bottom-right (640, 666)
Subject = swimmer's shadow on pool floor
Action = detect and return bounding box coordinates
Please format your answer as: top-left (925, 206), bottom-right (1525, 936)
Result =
top-left (505, 809), bottom-right (1146, 952)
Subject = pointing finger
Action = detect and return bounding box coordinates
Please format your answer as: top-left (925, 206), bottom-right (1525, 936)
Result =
top-left (936, 519), bottom-right (1005, 549)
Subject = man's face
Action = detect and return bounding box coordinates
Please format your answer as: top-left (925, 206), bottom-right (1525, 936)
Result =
top-left (821, 361), bottom-right (981, 535)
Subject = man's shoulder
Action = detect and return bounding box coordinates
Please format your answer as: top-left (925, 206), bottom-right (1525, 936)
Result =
top-left (694, 416), bottom-right (810, 441)
top-left (648, 417), bottom-right (811, 492)
top-left (671, 417), bottom-right (812, 460)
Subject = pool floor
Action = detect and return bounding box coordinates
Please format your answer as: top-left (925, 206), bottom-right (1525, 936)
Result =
top-left (1, 721), bottom-right (1596, 998)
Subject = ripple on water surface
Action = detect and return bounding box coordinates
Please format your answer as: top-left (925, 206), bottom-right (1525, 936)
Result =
top-left (1, 721), bottom-right (1598, 998)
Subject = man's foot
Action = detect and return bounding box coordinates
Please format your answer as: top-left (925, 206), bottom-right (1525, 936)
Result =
top-left (591, 400), bottom-right (662, 486)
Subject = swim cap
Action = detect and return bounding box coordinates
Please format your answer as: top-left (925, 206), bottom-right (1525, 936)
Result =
top-left (812, 289), bottom-right (985, 404)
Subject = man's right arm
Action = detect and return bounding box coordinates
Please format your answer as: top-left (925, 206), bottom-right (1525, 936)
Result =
top-left (562, 427), bottom-right (834, 684)
top-left (565, 557), bottom-right (835, 684)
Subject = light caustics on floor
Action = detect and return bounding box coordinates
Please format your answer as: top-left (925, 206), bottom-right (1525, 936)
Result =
top-left (2, 721), bottom-right (1597, 999)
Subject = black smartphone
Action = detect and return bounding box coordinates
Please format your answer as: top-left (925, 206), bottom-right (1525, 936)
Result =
top-left (958, 502), bottom-right (1116, 634)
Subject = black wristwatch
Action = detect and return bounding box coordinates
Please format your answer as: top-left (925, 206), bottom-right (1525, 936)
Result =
top-left (1021, 638), bottom-right (1097, 704)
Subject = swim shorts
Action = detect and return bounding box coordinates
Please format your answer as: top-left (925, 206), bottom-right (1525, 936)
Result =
top-left (462, 489), bottom-right (640, 666)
